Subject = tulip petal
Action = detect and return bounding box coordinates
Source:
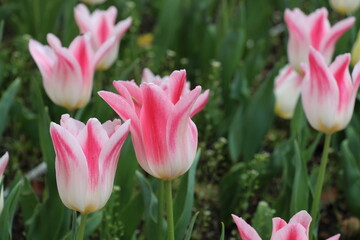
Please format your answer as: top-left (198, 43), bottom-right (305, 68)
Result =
top-left (271, 224), bottom-right (308, 240)
top-left (29, 40), bottom-right (56, 80)
top-left (69, 34), bottom-right (95, 82)
top-left (321, 17), bottom-right (355, 61)
top-left (102, 119), bottom-right (122, 137)
top-left (140, 83), bottom-right (173, 170)
top-left (99, 120), bottom-right (130, 204)
top-left (272, 217), bottom-right (287, 234)
top-left (327, 234), bottom-right (340, 240)
top-left (60, 114), bottom-right (85, 136)
top-left (50, 123), bottom-right (88, 212)
top-left (232, 214), bottom-right (262, 240)
top-left (77, 119), bottom-right (109, 190)
top-left (191, 89), bottom-right (210, 117)
top-left (168, 70), bottom-right (187, 104)
top-left (309, 8), bottom-right (329, 50)
top-left (329, 54), bottom-right (352, 112)
top-left (113, 17), bottom-right (132, 40)
top-left (288, 210), bottom-right (312, 235)
top-left (74, 3), bottom-right (92, 34)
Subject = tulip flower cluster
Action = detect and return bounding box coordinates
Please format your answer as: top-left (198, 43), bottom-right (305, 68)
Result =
top-left (29, 4), bottom-right (131, 110)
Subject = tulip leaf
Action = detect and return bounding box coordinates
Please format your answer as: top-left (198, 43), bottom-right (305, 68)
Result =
top-left (136, 171), bottom-right (158, 240)
top-left (174, 150), bottom-right (200, 240)
top-left (84, 211), bottom-right (103, 238)
top-left (0, 78), bottom-right (21, 138)
top-left (340, 140), bottom-right (360, 217)
top-left (184, 211), bottom-right (199, 240)
top-left (290, 140), bottom-right (310, 214)
top-left (0, 179), bottom-right (23, 240)
top-left (119, 193), bottom-right (144, 240)
top-left (19, 177), bottom-right (40, 224)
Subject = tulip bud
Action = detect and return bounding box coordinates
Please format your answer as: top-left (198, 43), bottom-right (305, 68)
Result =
top-left (301, 48), bottom-right (360, 133)
top-left (274, 65), bottom-right (303, 119)
top-left (99, 70), bottom-right (209, 180)
top-left (285, 8), bottom-right (355, 74)
top-left (330, 0), bottom-right (360, 14)
top-left (351, 30), bottom-right (360, 66)
top-left (74, 4), bottom-right (132, 70)
top-left (50, 114), bottom-right (130, 213)
top-left (29, 33), bottom-right (114, 110)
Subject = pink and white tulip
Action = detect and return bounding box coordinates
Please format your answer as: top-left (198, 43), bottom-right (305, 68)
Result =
top-left (232, 210), bottom-right (340, 240)
top-left (29, 33), bottom-right (114, 110)
top-left (98, 70), bottom-right (209, 180)
top-left (274, 64), bottom-right (303, 119)
top-left (285, 8), bottom-right (355, 74)
top-left (330, 0), bottom-right (360, 14)
top-left (0, 152), bottom-right (9, 215)
top-left (302, 48), bottom-right (360, 133)
top-left (50, 114), bottom-right (130, 213)
top-left (74, 4), bottom-right (132, 70)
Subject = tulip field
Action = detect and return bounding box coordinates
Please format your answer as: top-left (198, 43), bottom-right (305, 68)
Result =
top-left (3, 0), bottom-right (360, 239)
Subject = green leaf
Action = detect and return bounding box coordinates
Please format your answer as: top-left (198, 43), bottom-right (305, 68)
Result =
top-left (174, 150), bottom-right (200, 240)
top-left (136, 171), bottom-right (158, 240)
top-left (219, 222), bottom-right (225, 240)
top-left (340, 140), bottom-right (360, 217)
top-left (119, 193), bottom-right (144, 240)
top-left (0, 78), bottom-right (21, 137)
top-left (19, 177), bottom-right (39, 224)
top-left (252, 201), bottom-right (275, 240)
top-left (184, 212), bottom-right (199, 240)
top-left (290, 141), bottom-right (310, 214)
top-left (85, 211), bottom-right (103, 238)
top-left (0, 179), bottom-right (24, 240)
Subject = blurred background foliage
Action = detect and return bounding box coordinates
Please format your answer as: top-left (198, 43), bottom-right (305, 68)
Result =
top-left (1, 0), bottom-right (360, 239)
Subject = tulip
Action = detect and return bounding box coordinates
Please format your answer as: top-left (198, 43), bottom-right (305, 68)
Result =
top-left (98, 69), bottom-right (209, 180)
top-left (232, 210), bottom-right (340, 240)
top-left (74, 4), bottom-right (132, 70)
top-left (50, 114), bottom-right (130, 213)
top-left (284, 8), bottom-right (355, 74)
top-left (81, 0), bottom-right (107, 5)
top-left (274, 64), bottom-right (303, 119)
top-left (330, 0), bottom-right (360, 14)
top-left (351, 30), bottom-right (360, 66)
top-left (0, 152), bottom-right (9, 215)
top-left (301, 48), bottom-right (360, 134)
top-left (29, 33), bottom-right (114, 110)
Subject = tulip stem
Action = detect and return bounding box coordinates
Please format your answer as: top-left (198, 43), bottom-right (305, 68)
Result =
top-left (310, 133), bottom-right (332, 240)
top-left (158, 180), bottom-right (165, 240)
top-left (76, 213), bottom-right (88, 240)
top-left (165, 180), bottom-right (175, 240)
top-left (71, 211), bottom-right (77, 240)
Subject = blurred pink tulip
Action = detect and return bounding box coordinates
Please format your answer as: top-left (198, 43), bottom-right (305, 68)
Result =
top-left (74, 4), bottom-right (132, 70)
top-left (50, 114), bottom-right (130, 213)
top-left (99, 70), bottom-right (209, 180)
top-left (285, 8), bottom-right (354, 74)
top-left (302, 48), bottom-right (360, 133)
top-left (274, 64), bottom-right (303, 119)
top-left (0, 152), bottom-right (9, 215)
top-left (29, 33), bottom-right (114, 110)
top-left (232, 210), bottom-right (340, 240)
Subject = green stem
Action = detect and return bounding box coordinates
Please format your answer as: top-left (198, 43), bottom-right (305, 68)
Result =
top-left (158, 181), bottom-right (165, 240)
top-left (165, 180), bottom-right (174, 240)
top-left (71, 211), bottom-right (77, 240)
top-left (310, 133), bottom-right (332, 240)
top-left (76, 213), bottom-right (88, 240)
